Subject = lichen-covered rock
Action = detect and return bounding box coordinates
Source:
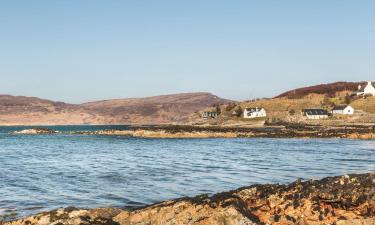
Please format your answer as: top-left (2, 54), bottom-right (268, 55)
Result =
top-left (2, 173), bottom-right (375, 225)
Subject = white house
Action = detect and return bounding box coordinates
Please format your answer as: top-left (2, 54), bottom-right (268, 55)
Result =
top-left (357, 81), bottom-right (375, 96)
top-left (303, 109), bottom-right (329, 119)
top-left (243, 107), bottom-right (266, 119)
top-left (202, 111), bottom-right (219, 119)
top-left (332, 105), bottom-right (354, 115)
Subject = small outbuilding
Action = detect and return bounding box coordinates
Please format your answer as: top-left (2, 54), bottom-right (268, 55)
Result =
top-left (332, 105), bottom-right (354, 115)
top-left (303, 109), bottom-right (329, 119)
top-left (202, 111), bottom-right (219, 119)
top-left (243, 107), bottom-right (267, 119)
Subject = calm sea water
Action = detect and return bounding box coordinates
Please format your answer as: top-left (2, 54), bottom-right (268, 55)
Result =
top-left (0, 125), bottom-right (374, 220)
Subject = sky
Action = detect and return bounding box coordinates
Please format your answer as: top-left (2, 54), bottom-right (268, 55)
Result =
top-left (0, 1), bottom-right (374, 103)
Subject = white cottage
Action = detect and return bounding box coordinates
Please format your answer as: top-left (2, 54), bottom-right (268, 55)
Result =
top-left (202, 111), bottom-right (219, 119)
top-left (303, 109), bottom-right (329, 119)
top-left (332, 105), bottom-right (354, 115)
top-left (357, 81), bottom-right (375, 96)
top-left (243, 107), bottom-right (266, 119)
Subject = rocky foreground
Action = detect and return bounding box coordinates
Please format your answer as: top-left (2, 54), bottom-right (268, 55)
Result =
top-left (3, 173), bottom-right (375, 225)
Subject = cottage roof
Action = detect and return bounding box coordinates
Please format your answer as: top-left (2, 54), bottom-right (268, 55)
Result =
top-left (332, 105), bottom-right (350, 110)
top-left (202, 111), bottom-right (218, 114)
top-left (303, 109), bottom-right (328, 115)
top-left (358, 82), bottom-right (375, 92)
top-left (245, 107), bottom-right (264, 113)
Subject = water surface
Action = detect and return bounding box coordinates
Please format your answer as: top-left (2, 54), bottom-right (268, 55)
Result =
top-left (0, 125), bottom-right (374, 220)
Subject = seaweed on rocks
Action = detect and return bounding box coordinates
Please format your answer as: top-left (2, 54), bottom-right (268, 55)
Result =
top-left (4, 173), bottom-right (375, 225)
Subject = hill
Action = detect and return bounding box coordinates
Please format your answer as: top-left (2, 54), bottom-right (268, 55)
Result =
top-left (275, 81), bottom-right (363, 98)
top-left (82, 93), bottom-right (232, 124)
top-left (0, 93), bottom-right (231, 125)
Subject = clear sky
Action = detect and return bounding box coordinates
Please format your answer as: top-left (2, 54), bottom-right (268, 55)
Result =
top-left (0, 1), bottom-right (374, 103)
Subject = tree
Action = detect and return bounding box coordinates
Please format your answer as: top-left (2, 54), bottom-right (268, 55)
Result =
top-left (344, 93), bottom-right (351, 105)
top-left (233, 106), bottom-right (243, 117)
top-left (322, 94), bottom-right (335, 107)
top-left (215, 105), bottom-right (221, 114)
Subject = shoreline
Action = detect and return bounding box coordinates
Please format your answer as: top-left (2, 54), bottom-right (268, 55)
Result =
top-left (12, 124), bottom-right (375, 139)
top-left (3, 173), bottom-right (375, 225)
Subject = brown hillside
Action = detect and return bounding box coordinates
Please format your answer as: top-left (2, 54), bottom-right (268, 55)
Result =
top-left (82, 93), bottom-right (232, 124)
top-left (276, 82), bottom-right (363, 98)
top-left (0, 93), bottom-right (231, 125)
top-left (0, 95), bottom-right (77, 114)
top-left (240, 95), bottom-right (326, 122)
top-left (351, 96), bottom-right (375, 114)
top-left (208, 89), bottom-right (375, 127)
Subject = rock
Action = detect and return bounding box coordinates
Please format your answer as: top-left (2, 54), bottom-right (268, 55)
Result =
top-left (12, 128), bottom-right (59, 135)
top-left (2, 173), bottom-right (375, 225)
top-left (71, 125), bottom-right (375, 139)
top-left (10, 125), bottom-right (375, 139)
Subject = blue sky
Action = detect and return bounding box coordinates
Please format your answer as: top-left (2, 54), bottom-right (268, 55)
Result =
top-left (0, 1), bottom-right (374, 103)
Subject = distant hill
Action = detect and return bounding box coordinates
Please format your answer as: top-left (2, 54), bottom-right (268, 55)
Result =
top-left (0, 95), bottom-right (77, 113)
top-left (82, 93), bottom-right (232, 124)
top-left (0, 93), bottom-right (231, 125)
top-left (275, 82), bottom-right (364, 98)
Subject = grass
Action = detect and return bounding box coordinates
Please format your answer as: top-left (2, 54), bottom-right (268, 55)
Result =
top-left (196, 92), bottom-right (375, 126)
top-left (351, 96), bottom-right (375, 114)
top-left (238, 94), bottom-right (326, 119)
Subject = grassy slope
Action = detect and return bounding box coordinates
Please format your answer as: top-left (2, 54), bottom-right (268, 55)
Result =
top-left (198, 92), bottom-right (375, 126)
top-left (239, 94), bottom-right (325, 118)
top-left (351, 96), bottom-right (375, 114)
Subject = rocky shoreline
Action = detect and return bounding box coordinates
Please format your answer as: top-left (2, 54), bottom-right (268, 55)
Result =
top-left (12, 128), bottom-right (60, 135)
top-left (3, 173), bottom-right (375, 225)
top-left (12, 125), bottom-right (375, 139)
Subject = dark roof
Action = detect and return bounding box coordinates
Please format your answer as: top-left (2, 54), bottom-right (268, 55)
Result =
top-left (332, 105), bottom-right (350, 110)
top-left (358, 82), bottom-right (375, 92)
top-left (303, 109), bottom-right (328, 115)
top-left (245, 107), bottom-right (264, 113)
top-left (202, 111), bottom-right (218, 114)
top-left (358, 86), bottom-right (365, 92)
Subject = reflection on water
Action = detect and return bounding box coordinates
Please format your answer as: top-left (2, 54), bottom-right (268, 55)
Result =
top-left (0, 126), bottom-right (374, 219)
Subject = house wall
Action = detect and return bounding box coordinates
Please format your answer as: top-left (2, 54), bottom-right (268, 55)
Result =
top-left (332, 110), bottom-right (344, 114)
top-left (364, 84), bottom-right (375, 96)
top-left (244, 109), bottom-right (267, 119)
top-left (358, 82), bottom-right (375, 96)
top-left (306, 114), bottom-right (328, 119)
top-left (344, 107), bottom-right (354, 114)
top-left (202, 112), bottom-right (218, 119)
top-left (332, 106), bottom-right (354, 115)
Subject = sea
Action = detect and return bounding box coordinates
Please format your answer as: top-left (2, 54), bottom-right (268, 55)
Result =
top-left (0, 125), bottom-right (374, 220)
